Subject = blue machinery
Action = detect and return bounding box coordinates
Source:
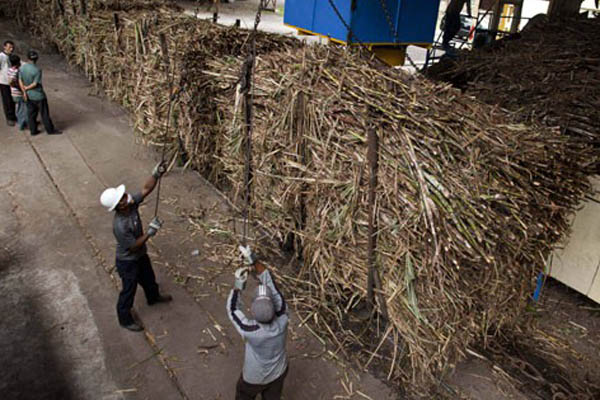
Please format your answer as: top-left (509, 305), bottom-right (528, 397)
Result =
top-left (284, 0), bottom-right (442, 66)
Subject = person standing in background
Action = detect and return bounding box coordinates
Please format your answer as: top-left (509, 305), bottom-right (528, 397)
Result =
top-left (19, 50), bottom-right (61, 135)
top-left (0, 40), bottom-right (16, 126)
top-left (7, 54), bottom-right (26, 131)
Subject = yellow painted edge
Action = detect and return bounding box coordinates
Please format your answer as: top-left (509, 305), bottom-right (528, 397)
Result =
top-left (284, 23), bottom-right (431, 48)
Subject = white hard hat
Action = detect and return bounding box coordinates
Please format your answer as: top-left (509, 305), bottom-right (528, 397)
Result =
top-left (100, 184), bottom-right (126, 212)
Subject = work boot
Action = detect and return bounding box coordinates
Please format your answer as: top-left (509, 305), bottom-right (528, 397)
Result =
top-left (148, 294), bottom-right (173, 305)
top-left (121, 322), bottom-right (144, 332)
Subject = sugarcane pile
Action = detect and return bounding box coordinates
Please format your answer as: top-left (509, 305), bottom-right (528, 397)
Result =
top-left (5, 1), bottom-right (598, 398)
top-left (208, 47), bottom-right (596, 397)
top-left (426, 17), bottom-right (600, 147)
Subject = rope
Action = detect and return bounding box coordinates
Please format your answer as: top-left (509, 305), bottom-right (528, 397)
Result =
top-left (153, 40), bottom-right (178, 218)
top-left (328, 0), bottom-right (419, 69)
top-left (240, 6), bottom-right (262, 245)
top-left (327, 0), bottom-right (369, 49)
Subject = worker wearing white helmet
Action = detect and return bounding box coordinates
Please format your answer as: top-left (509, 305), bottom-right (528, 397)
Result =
top-left (100, 161), bottom-right (172, 332)
top-left (227, 246), bottom-right (289, 400)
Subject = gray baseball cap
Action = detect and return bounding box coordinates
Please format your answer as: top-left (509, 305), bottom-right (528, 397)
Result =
top-left (251, 285), bottom-right (274, 323)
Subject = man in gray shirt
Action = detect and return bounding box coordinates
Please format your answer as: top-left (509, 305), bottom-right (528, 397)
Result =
top-left (100, 162), bottom-right (172, 331)
top-left (227, 246), bottom-right (289, 400)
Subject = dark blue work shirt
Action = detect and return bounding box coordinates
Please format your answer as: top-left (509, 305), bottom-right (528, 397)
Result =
top-left (113, 192), bottom-right (146, 261)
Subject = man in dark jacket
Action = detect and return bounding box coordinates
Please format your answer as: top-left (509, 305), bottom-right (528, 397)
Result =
top-left (442, 0), bottom-right (471, 53)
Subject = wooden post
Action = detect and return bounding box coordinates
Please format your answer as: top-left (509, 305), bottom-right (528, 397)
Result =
top-left (56, 0), bottom-right (65, 16)
top-left (366, 129), bottom-right (389, 320)
top-left (159, 33), bottom-right (169, 65)
top-left (113, 13), bottom-right (120, 31)
top-left (241, 55), bottom-right (255, 232)
top-left (113, 13), bottom-right (122, 51)
top-left (366, 129), bottom-right (378, 310)
top-left (296, 92), bottom-right (307, 262)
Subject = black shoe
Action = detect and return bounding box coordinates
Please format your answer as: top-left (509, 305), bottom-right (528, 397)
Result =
top-left (7, 120), bottom-right (15, 126)
top-left (30, 131), bottom-right (40, 136)
top-left (47, 130), bottom-right (63, 135)
top-left (148, 294), bottom-right (173, 305)
top-left (121, 322), bottom-right (144, 332)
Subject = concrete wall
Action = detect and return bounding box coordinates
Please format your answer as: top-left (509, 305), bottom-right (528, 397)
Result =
top-left (551, 177), bottom-right (600, 304)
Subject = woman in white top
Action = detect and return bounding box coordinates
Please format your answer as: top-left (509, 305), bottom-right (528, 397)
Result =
top-left (7, 54), bottom-right (26, 130)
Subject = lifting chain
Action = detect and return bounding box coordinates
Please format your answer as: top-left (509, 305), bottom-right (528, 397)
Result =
top-left (153, 36), bottom-right (179, 218)
top-left (327, 0), bottom-right (368, 48)
top-left (240, 5), bottom-right (262, 245)
top-left (376, 0), bottom-right (420, 70)
top-left (377, 0), bottom-right (399, 41)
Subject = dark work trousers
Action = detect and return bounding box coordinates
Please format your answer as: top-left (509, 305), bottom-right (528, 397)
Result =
top-left (26, 98), bottom-right (55, 134)
top-left (235, 367), bottom-right (288, 400)
top-left (442, 10), bottom-right (462, 47)
top-left (115, 254), bottom-right (160, 326)
top-left (0, 84), bottom-right (16, 123)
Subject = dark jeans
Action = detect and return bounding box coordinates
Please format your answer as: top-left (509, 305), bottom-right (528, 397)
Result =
top-left (26, 98), bottom-right (55, 134)
top-left (13, 97), bottom-right (27, 130)
top-left (443, 10), bottom-right (462, 46)
top-left (0, 84), bottom-right (16, 122)
top-left (235, 367), bottom-right (288, 400)
top-left (115, 254), bottom-right (160, 326)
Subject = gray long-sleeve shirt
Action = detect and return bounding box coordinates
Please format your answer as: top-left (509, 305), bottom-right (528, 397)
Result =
top-left (227, 270), bottom-right (288, 385)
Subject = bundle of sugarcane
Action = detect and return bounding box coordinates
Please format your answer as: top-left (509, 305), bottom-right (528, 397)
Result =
top-left (197, 44), bottom-right (596, 396)
top-left (8, 0), bottom-right (297, 172)
top-left (5, 1), bottom-right (598, 397)
top-left (426, 17), bottom-right (600, 147)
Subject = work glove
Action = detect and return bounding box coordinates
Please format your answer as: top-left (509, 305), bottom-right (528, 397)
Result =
top-left (234, 267), bottom-right (249, 291)
top-left (238, 245), bottom-right (256, 266)
top-left (147, 217), bottom-right (163, 237)
top-left (152, 161), bottom-right (167, 179)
